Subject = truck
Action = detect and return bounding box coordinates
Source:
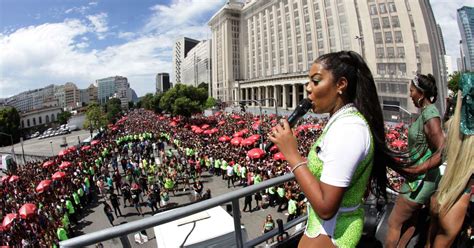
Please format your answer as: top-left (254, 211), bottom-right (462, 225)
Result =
top-left (0, 154), bottom-right (17, 172)
top-left (153, 206), bottom-right (248, 247)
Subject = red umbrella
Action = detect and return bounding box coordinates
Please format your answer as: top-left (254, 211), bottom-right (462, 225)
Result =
top-left (201, 124), bottom-right (210, 130)
top-left (231, 115), bottom-right (241, 120)
top-left (273, 152), bottom-right (286, 161)
top-left (218, 120), bottom-right (226, 125)
top-left (391, 140), bottom-right (407, 149)
top-left (170, 121), bottom-right (178, 127)
top-left (19, 203), bottom-right (37, 219)
top-left (203, 129), bottom-right (214, 135)
top-left (253, 117), bottom-right (260, 121)
top-left (131, 183), bottom-right (140, 190)
top-left (241, 139), bottom-right (255, 146)
top-left (210, 128), bottom-right (219, 133)
top-left (194, 128), bottom-right (203, 134)
top-left (36, 179), bottom-right (52, 193)
top-left (252, 123), bottom-right (260, 130)
top-left (269, 145), bottom-right (278, 153)
top-left (247, 148), bottom-right (265, 159)
top-left (239, 129), bottom-right (249, 134)
top-left (2, 213), bottom-right (18, 229)
top-left (68, 146), bottom-right (77, 152)
top-left (386, 133), bottom-right (396, 140)
top-left (91, 140), bottom-right (100, 146)
top-left (81, 145), bottom-right (91, 151)
top-left (52, 171), bottom-right (66, 181)
top-left (59, 161), bottom-right (72, 170)
top-left (237, 120), bottom-right (246, 125)
top-left (248, 134), bottom-right (260, 141)
top-left (218, 136), bottom-right (231, 142)
top-left (58, 149), bottom-right (69, 156)
top-left (231, 137), bottom-right (243, 146)
top-left (233, 132), bottom-right (243, 138)
top-left (42, 160), bottom-right (55, 168)
top-left (8, 175), bottom-right (19, 183)
top-left (159, 116), bottom-right (166, 120)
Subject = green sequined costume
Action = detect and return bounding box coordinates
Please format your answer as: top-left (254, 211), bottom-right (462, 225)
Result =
top-left (305, 110), bottom-right (374, 248)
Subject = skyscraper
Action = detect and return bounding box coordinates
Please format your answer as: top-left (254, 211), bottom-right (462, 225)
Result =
top-left (209, 0), bottom-right (447, 117)
top-left (172, 37), bottom-right (200, 84)
top-left (181, 40), bottom-right (212, 91)
top-left (156, 73), bottom-right (171, 93)
top-left (457, 6), bottom-right (474, 71)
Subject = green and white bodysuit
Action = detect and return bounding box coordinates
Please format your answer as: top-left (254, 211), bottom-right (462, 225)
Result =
top-left (305, 106), bottom-right (374, 248)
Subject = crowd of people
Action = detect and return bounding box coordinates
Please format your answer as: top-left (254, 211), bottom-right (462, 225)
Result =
top-left (1, 68), bottom-right (472, 248)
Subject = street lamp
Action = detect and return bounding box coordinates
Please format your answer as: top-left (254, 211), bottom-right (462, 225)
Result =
top-left (50, 141), bottom-right (54, 157)
top-left (0, 132), bottom-right (15, 162)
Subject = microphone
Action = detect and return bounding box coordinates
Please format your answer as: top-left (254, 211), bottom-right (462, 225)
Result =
top-left (265, 98), bottom-right (313, 152)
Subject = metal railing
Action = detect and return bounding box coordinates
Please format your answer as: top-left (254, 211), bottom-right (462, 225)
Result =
top-left (60, 173), bottom-right (301, 247)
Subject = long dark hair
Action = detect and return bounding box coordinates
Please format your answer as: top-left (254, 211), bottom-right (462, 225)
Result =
top-left (315, 51), bottom-right (406, 199)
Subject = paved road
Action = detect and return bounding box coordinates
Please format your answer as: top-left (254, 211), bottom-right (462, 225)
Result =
top-left (0, 129), bottom-right (92, 158)
top-left (75, 170), bottom-right (294, 248)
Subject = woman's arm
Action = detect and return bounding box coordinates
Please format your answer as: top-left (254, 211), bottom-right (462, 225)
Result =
top-left (403, 117), bottom-right (445, 175)
top-left (269, 120), bottom-right (346, 220)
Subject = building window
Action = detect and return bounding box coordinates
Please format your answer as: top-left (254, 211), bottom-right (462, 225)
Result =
top-left (39, 116), bottom-right (42, 124)
top-left (388, 2), bottom-right (397, 12)
top-left (382, 17), bottom-right (390, 28)
top-left (21, 120), bottom-right (24, 128)
top-left (395, 31), bottom-right (403, 43)
top-left (370, 5), bottom-right (378, 15)
top-left (387, 47), bottom-right (395, 58)
top-left (388, 64), bottom-right (396, 75)
top-left (27, 119), bottom-right (30, 127)
top-left (33, 118), bottom-right (36, 126)
top-left (377, 47), bottom-right (385, 58)
top-left (397, 47), bottom-right (405, 58)
top-left (46, 115), bottom-right (50, 123)
top-left (391, 16), bottom-right (400, 27)
top-left (372, 18), bottom-right (380, 29)
top-left (51, 114), bottom-right (55, 122)
top-left (398, 63), bottom-right (407, 75)
top-left (377, 63), bottom-right (386, 75)
top-left (385, 31), bottom-right (393, 43)
top-left (379, 3), bottom-right (387, 14)
top-left (374, 32), bottom-right (383, 44)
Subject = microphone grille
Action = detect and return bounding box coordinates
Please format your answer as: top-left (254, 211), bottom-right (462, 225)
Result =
top-left (298, 98), bottom-right (313, 114)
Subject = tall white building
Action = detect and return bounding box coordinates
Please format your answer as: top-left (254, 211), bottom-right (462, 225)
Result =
top-left (209, 0), bottom-right (447, 117)
top-left (181, 40), bottom-right (212, 92)
top-left (172, 37), bottom-right (200, 84)
top-left (444, 55), bottom-right (453, 76)
top-left (156, 73), bottom-right (171, 93)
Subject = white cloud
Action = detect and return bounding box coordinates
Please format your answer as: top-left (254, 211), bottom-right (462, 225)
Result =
top-left (143, 0), bottom-right (225, 33)
top-left (0, 0), bottom-right (226, 98)
top-left (87, 12), bottom-right (108, 40)
top-left (89, 2), bottom-right (98, 6)
top-left (65, 6), bottom-right (89, 15)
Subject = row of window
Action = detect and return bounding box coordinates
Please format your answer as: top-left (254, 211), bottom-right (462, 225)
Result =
top-left (374, 31), bottom-right (403, 44)
top-left (21, 113), bottom-right (57, 128)
top-left (376, 47), bottom-right (405, 58)
top-left (370, 2), bottom-right (397, 15)
top-left (372, 16), bottom-right (400, 29)
top-left (376, 63), bottom-right (407, 76)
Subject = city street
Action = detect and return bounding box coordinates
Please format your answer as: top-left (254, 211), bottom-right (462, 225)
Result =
top-left (75, 169), bottom-right (292, 248)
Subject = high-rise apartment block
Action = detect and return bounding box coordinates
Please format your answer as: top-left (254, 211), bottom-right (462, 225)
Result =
top-left (172, 37), bottom-right (200, 84)
top-left (96, 76), bottom-right (131, 108)
top-left (181, 40), bottom-right (212, 92)
top-left (209, 0), bottom-right (447, 117)
top-left (156, 73), bottom-right (171, 93)
top-left (457, 6), bottom-right (474, 72)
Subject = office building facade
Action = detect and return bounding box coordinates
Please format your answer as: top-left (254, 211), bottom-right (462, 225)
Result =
top-left (181, 40), bottom-right (212, 92)
top-left (96, 76), bottom-right (129, 105)
top-left (156, 73), bottom-right (171, 93)
top-left (457, 6), bottom-right (474, 71)
top-left (209, 0), bottom-right (447, 118)
top-left (172, 37), bottom-right (200, 84)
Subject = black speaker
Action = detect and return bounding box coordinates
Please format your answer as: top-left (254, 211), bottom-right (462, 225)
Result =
top-left (226, 204), bottom-right (232, 213)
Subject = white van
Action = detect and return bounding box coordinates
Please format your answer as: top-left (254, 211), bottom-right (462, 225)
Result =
top-left (0, 154), bottom-right (16, 172)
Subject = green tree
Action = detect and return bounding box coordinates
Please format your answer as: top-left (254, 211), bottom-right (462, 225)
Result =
top-left (139, 93), bottom-right (155, 110)
top-left (83, 103), bottom-right (107, 132)
top-left (57, 111), bottom-right (72, 125)
top-left (128, 101), bottom-right (135, 109)
top-left (106, 98), bottom-right (122, 123)
top-left (204, 97), bottom-right (217, 109)
top-left (198, 82), bottom-right (209, 90)
top-left (0, 107), bottom-right (20, 146)
top-left (448, 71), bottom-right (460, 92)
top-left (159, 84), bottom-right (209, 117)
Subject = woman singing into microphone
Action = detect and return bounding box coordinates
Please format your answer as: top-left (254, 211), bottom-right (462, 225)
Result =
top-left (269, 51), bottom-right (400, 247)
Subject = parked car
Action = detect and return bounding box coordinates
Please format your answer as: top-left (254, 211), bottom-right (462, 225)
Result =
top-left (68, 125), bottom-right (79, 131)
top-left (31, 131), bottom-right (40, 138)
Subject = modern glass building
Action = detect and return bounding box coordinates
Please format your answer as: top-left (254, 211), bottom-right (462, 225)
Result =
top-left (172, 37), bottom-right (200, 84)
top-left (458, 6), bottom-right (474, 72)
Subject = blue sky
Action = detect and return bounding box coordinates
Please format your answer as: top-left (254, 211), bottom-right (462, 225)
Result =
top-left (0, 0), bottom-right (470, 98)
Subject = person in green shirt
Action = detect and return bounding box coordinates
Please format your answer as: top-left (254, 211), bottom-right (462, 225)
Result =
top-left (287, 196), bottom-right (298, 222)
top-left (57, 227), bottom-right (68, 241)
top-left (214, 159), bottom-right (221, 176)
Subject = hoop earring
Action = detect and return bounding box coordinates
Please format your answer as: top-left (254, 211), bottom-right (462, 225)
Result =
top-left (417, 97), bottom-right (424, 107)
top-left (338, 91), bottom-right (342, 95)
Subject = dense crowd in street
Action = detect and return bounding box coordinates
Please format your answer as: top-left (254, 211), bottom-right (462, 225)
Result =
top-left (0, 108), bottom-right (412, 247)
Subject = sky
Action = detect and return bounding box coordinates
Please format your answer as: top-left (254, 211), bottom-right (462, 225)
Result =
top-left (0, 0), bottom-right (471, 99)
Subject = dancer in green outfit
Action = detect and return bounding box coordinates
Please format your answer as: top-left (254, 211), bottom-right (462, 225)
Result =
top-left (385, 74), bottom-right (444, 248)
top-left (269, 51), bottom-right (404, 247)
